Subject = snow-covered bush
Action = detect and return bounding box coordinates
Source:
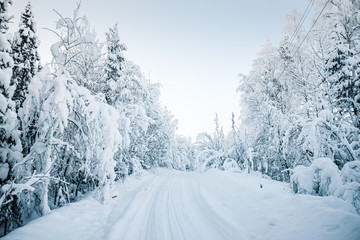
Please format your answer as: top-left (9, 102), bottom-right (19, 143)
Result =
top-left (341, 161), bottom-right (360, 184)
top-left (290, 158), bottom-right (342, 196)
top-left (291, 159), bottom-right (360, 213)
top-left (195, 117), bottom-right (229, 172)
top-left (221, 158), bottom-right (239, 171)
top-left (196, 149), bottom-right (224, 173)
top-left (336, 161), bottom-right (360, 213)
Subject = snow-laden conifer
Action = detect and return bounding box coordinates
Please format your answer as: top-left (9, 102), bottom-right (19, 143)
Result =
top-left (11, 1), bottom-right (40, 111)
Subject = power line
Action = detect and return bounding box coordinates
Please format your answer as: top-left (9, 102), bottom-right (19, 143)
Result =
top-left (273, 0), bottom-right (314, 81)
top-left (290, 0), bottom-right (330, 59)
top-left (277, 0), bottom-right (331, 81)
top-left (289, 0), bottom-right (315, 44)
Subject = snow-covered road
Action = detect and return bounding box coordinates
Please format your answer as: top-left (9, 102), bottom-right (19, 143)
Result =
top-left (3, 170), bottom-right (360, 240)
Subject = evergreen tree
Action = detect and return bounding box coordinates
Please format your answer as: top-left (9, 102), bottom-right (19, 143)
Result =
top-left (11, 1), bottom-right (40, 111)
top-left (325, 0), bottom-right (360, 129)
top-left (104, 24), bottom-right (126, 105)
top-left (0, 0), bottom-right (23, 234)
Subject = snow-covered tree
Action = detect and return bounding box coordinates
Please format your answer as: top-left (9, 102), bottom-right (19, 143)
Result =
top-left (145, 106), bottom-right (177, 168)
top-left (18, 67), bottom-right (130, 217)
top-left (226, 113), bottom-right (246, 169)
top-left (236, 41), bottom-right (295, 180)
top-left (103, 24), bottom-right (126, 105)
top-left (323, 0), bottom-right (360, 129)
top-left (11, 1), bottom-right (40, 111)
top-left (0, 0), bottom-right (188, 235)
top-left (170, 135), bottom-right (194, 171)
top-left (49, 3), bottom-right (104, 92)
top-left (236, 0), bottom-right (360, 186)
top-left (0, 0), bottom-right (25, 234)
top-left (195, 114), bottom-right (238, 172)
top-left (102, 25), bottom-right (152, 175)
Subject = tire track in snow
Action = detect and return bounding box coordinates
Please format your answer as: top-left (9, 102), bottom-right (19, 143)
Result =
top-left (104, 174), bottom-right (163, 239)
top-left (105, 171), bottom-right (247, 240)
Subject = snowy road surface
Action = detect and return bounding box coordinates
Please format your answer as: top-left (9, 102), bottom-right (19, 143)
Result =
top-left (3, 170), bottom-right (360, 240)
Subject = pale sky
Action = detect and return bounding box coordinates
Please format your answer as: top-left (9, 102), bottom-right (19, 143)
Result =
top-left (9, 0), bottom-right (309, 140)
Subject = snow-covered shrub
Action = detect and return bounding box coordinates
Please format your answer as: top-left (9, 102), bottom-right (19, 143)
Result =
top-left (196, 149), bottom-right (225, 173)
top-left (291, 159), bottom-right (360, 213)
top-left (336, 161), bottom-right (360, 213)
top-left (221, 158), bottom-right (239, 171)
top-left (290, 158), bottom-right (342, 196)
top-left (341, 161), bottom-right (360, 184)
top-left (194, 114), bottom-right (240, 173)
top-left (336, 182), bottom-right (360, 214)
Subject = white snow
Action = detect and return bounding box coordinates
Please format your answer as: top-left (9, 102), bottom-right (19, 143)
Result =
top-left (3, 169), bottom-right (360, 240)
top-left (0, 163), bottom-right (9, 181)
top-left (50, 41), bottom-right (62, 59)
top-left (0, 61), bottom-right (13, 91)
top-left (0, 93), bottom-right (7, 113)
top-left (341, 161), bottom-right (360, 183)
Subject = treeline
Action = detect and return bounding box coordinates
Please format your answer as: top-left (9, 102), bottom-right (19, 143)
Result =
top-left (194, 0), bottom-right (360, 212)
top-left (0, 1), bottom-right (193, 235)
